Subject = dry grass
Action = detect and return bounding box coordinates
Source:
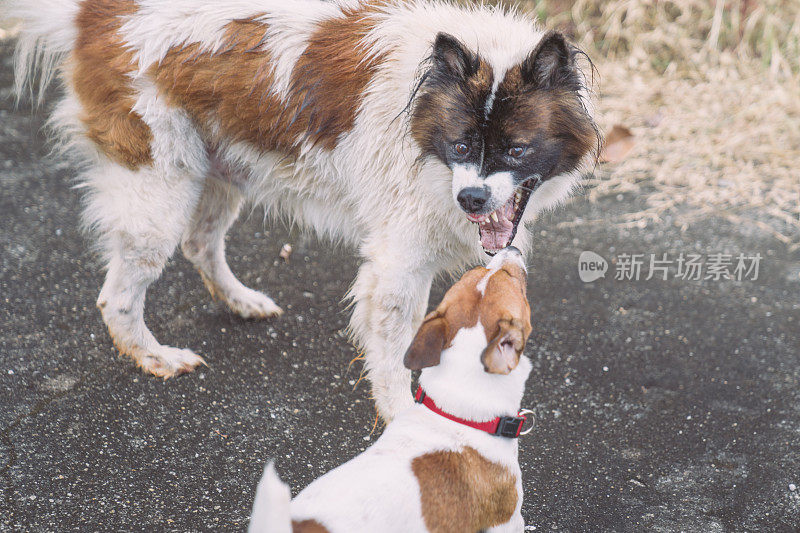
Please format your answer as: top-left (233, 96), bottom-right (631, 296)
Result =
top-left (514, 0), bottom-right (800, 248)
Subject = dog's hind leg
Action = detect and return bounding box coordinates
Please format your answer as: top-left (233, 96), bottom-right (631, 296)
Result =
top-left (349, 254), bottom-right (434, 421)
top-left (88, 160), bottom-right (206, 378)
top-left (181, 175), bottom-right (283, 319)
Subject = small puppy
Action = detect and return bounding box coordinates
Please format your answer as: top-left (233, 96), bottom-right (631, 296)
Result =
top-left (9, 0), bottom-right (596, 420)
top-left (250, 247), bottom-right (534, 533)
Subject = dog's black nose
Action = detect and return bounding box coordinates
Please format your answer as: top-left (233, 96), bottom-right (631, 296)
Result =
top-left (457, 187), bottom-right (489, 213)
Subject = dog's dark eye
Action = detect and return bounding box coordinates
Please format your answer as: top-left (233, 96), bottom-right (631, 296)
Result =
top-left (508, 146), bottom-right (526, 159)
top-left (453, 143), bottom-right (470, 156)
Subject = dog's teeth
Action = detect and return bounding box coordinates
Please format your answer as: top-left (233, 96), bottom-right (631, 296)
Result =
top-left (491, 212), bottom-right (498, 222)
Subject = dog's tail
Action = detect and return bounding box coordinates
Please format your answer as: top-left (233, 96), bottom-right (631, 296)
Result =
top-left (4, 0), bottom-right (81, 104)
top-left (249, 461), bottom-right (293, 533)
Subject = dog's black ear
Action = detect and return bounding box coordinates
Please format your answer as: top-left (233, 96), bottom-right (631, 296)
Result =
top-left (521, 31), bottom-right (576, 88)
top-left (481, 318), bottom-right (527, 375)
top-left (431, 33), bottom-right (479, 79)
top-left (404, 312), bottom-right (448, 370)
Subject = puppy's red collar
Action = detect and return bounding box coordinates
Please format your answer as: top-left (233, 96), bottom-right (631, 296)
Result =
top-left (414, 386), bottom-right (531, 438)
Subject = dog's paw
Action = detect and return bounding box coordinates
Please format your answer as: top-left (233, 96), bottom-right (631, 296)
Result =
top-left (130, 345), bottom-right (207, 378)
top-left (222, 287), bottom-right (284, 320)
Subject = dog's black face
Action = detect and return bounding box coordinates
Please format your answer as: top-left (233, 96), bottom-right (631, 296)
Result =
top-left (410, 31), bottom-right (598, 253)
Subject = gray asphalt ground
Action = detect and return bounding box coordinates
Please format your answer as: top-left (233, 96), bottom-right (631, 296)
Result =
top-left (1, 41), bottom-right (799, 532)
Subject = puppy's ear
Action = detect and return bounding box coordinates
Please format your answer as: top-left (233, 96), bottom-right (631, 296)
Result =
top-left (521, 31), bottom-right (576, 88)
top-left (481, 318), bottom-right (528, 375)
top-left (431, 33), bottom-right (478, 79)
top-left (404, 312), bottom-right (448, 370)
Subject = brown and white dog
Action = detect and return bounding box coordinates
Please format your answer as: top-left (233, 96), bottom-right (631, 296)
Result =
top-left (8, 0), bottom-right (596, 419)
top-left (250, 247), bottom-right (533, 532)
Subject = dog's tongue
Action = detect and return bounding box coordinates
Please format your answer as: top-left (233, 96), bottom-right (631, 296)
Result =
top-left (479, 197), bottom-right (515, 251)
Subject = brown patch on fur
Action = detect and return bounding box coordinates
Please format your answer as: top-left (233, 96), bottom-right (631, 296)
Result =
top-left (495, 64), bottom-right (596, 176)
top-left (412, 446), bottom-right (518, 532)
top-left (154, 6), bottom-right (385, 154)
top-left (410, 31), bottom-right (597, 180)
top-left (73, 0), bottom-right (153, 169)
top-left (289, 6), bottom-right (387, 150)
top-left (410, 57), bottom-right (494, 158)
top-left (292, 519), bottom-right (330, 533)
top-left (404, 261), bottom-right (531, 370)
top-left (154, 18), bottom-right (286, 152)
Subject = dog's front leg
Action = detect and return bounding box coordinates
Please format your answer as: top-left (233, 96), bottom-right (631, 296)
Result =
top-left (349, 257), bottom-right (434, 422)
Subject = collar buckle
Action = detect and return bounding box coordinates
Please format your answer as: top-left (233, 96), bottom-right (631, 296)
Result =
top-left (495, 416), bottom-right (525, 438)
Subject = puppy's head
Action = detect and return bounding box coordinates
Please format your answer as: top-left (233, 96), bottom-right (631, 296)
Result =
top-left (404, 246), bottom-right (532, 376)
top-left (410, 31), bottom-right (598, 254)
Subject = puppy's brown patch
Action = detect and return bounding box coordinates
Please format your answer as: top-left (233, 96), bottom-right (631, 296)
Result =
top-left (404, 262), bottom-right (531, 370)
top-left (412, 446), bottom-right (518, 532)
top-left (73, 0), bottom-right (153, 169)
top-left (292, 519), bottom-right (330, 533)
top-left (478, 263), bottom-right (531, 346)
top-left (154, 6), bottom-right (384, 154)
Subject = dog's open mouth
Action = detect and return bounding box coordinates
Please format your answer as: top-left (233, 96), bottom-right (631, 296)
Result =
top-left (465, 178), bottom-right (539, 254)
